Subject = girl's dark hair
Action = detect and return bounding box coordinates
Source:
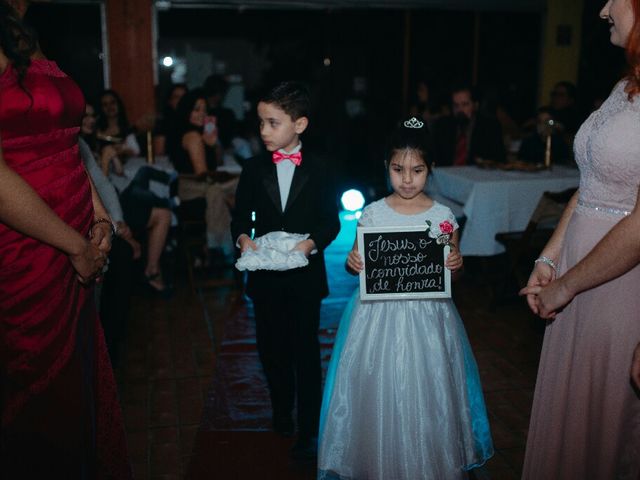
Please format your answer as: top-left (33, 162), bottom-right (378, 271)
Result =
top-left (0, 1), bottom-right (37, 87)
top-left (260, 81), bottom-right (310, 120)
top-left (96, 89), bottom-right (132, 135)
top-left (385, 118), bottom-right (434, 172)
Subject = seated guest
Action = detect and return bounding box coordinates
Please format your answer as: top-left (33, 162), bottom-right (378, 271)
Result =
top-left (118, 166), bottom-right (173, 294)
top-left (81, 102), bottom-right (99, 153)
top-left (96, 89), bottom-right (140, 175)
top-left (84, 97), bottom-right (172, 295)
top-left (78, 138), bottom-right (140, 361)
top-left (408, 78), bottom-right (450, 129)
top-left (203, 74), bottom-right (237, 150)
top-left (518, 107), bottom-right (571, 165)
top-left (431, 84), bottom-right (506, 166)
top-left (548, 81), bottom-right (582, 137)
top-left (154, 83), bottom-right (188, 156)
top-left (169, 89), bottom-right (238, 264)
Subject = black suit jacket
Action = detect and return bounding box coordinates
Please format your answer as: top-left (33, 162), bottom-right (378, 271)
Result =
top-left (231, 151), bottom-right (340, 300)
top-left (432, 114), bottom-right (506, 166)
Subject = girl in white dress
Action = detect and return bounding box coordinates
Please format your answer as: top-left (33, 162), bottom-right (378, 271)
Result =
top-left (318, 119), bottom-right (493, 479)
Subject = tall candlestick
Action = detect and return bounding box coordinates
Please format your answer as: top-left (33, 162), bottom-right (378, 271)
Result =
top-left (544, 133), bottom-right (551, 169)
top-left (146, 130), bottom-right (154, 164)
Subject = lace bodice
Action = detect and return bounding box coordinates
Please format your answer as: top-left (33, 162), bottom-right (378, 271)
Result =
top-left (359, 198), bottom-right (459, 230)
top-left (574, 81), bottom-right (640, 214)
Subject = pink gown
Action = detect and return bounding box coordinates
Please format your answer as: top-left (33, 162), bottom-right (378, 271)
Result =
top-left (523, 81), bottom-right (640, 479)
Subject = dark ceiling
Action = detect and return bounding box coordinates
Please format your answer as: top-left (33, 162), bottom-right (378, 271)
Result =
top-left (159, 0), bottom-right (545, 11)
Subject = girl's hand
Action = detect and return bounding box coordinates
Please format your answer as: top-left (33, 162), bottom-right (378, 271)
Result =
top-left (445, 246), bottom-right (463, 272)
top-left (69, 240), bottom-right (107, 284)
top-left (520, 261), bottom-right (556, 315)
top-left (346, 249), bottom-right (364, 275)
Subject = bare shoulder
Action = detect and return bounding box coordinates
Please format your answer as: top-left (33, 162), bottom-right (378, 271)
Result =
top-left (182, 131), bottom-right (203, 148)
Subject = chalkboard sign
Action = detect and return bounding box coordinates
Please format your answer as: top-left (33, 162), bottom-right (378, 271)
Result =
top-left (357, 225), bottom-right (451, 300)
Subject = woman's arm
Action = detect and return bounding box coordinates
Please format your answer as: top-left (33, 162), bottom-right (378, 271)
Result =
top-left (521, 185), bottom-right (640, 318)
top-left (0, 145), bottom-right (106, 281)
top-left (523, 190), bottom-right (579, 314)
top-left (631, 343), bottom-right (640, 390)
top-left (86, 171), bottom-right (113, 254)
top-left (183, 131), bottom-right (209, 176)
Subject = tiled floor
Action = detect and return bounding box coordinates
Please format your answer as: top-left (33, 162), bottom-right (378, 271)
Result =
top-left (115, 226), bottom-right (544, 479)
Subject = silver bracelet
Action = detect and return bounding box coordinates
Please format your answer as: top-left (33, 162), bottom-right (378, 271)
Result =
top-left (534, 256), bottom-right (557, 271)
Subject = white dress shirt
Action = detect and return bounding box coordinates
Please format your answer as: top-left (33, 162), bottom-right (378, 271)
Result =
top-left (275, 143), bottom-right (301, 211)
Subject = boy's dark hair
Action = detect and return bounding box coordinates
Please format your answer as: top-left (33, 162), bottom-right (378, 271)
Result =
top-left (260, 81), bottom-right (310, 121)
top-left (385, 118), bottom-right (435, 172)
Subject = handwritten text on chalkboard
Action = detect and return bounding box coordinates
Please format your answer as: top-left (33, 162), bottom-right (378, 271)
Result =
top-left (357, 226), bottom-right (451, 300)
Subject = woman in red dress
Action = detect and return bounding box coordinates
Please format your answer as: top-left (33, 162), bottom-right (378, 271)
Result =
top-left (0, 1), bottom-right (131, 477)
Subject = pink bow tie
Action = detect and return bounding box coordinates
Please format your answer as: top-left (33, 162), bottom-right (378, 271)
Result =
top-left (272, 151), bottom-right (302, 166)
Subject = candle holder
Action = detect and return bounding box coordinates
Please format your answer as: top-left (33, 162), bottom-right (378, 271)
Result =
top-left (544, 119), bottom-right (554, 170)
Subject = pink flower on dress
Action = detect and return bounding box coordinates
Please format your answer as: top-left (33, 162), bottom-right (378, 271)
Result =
top-left (439, 220), bottom-right (454, 235)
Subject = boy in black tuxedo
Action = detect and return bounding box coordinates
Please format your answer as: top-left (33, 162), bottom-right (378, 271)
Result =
top-left (231, 82), bottom-right (340, 458)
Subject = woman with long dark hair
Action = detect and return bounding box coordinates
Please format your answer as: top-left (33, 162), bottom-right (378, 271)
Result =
top-left (0, 1), bottom-right (131, 477)
top-left (96, 88), bottom-right (140, 175)
top-left (169, 88), bottom-right (237, 262)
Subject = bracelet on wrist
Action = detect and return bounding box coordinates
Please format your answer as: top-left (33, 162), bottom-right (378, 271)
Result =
top-left (534, 255), bottom-right (557, 271)
top-left (91, 218), bottom-right (117, 237)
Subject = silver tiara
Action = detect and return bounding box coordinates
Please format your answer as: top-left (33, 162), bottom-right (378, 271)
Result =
top-left (404, 117), bottom-right (424, 129)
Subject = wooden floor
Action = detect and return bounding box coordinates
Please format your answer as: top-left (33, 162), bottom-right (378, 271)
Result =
top-left (115, 216), bottom-right (544, 480)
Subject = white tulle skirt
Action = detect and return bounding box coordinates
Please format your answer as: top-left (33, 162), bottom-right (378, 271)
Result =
top-left (318, 291), bottom-right (493, 480)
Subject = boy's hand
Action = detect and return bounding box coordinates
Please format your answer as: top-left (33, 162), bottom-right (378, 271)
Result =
top-left (293, 239), bottom-right (316, 258)
top-left (346, 249), bottom-right (364, 275)
top-left (445, 246), bottom-right (463, 272)
top-left (238, 234), bottom-right (258, 253)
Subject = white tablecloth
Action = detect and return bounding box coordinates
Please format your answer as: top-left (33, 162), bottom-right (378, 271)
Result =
top-left (429, 165), bottom-right (580, 256)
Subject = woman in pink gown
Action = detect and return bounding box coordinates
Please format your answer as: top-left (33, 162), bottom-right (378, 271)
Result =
top-left (521, 1), bottom-right (640, 478)
top-left (0, 2), bottom-right (131, 477)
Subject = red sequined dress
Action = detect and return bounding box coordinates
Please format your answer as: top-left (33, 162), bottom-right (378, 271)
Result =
top-left (0, 59), bottom-right (131, 478)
